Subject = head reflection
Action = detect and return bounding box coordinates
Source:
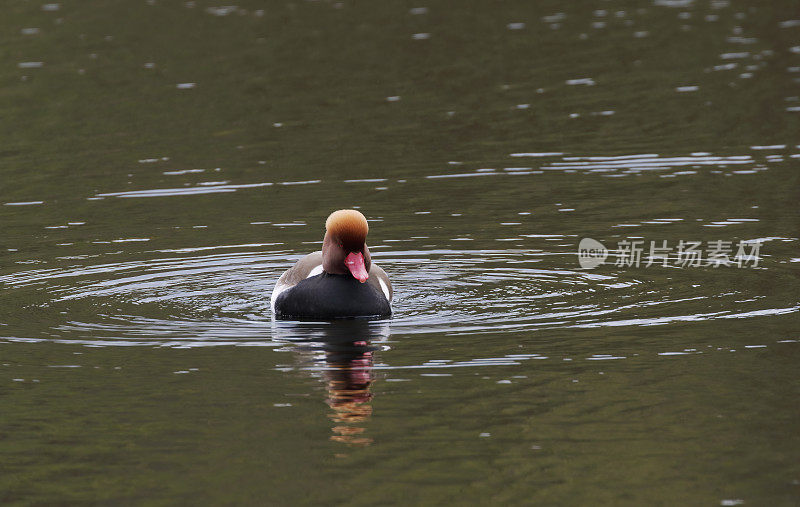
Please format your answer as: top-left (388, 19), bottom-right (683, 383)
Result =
top-left (272, 319), bottom-right (389, 447)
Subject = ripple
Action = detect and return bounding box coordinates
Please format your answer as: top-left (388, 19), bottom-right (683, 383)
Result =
top-left (0, 225), bottom-right (796, 350)
top-left (78, 149), bottom-right (791, 205)
top-left (4, 201), bottom-right (44, 206)
top-left (96, 182), bottom-right (274, 198)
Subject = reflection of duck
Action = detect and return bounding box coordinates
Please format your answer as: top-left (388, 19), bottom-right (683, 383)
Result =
top-left (271, 210), bottom-right (392, 320)
top-left (273, 320), bottom-right (389, 447)
top-left (325, 340), bottom-right (375, 446)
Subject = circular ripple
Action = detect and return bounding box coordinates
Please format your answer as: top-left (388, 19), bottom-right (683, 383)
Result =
top-left (1, 246), bottom-right (795, 347)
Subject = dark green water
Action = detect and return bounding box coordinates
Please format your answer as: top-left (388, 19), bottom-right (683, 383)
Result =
top-left (1, 0), bottom-right (799, 504)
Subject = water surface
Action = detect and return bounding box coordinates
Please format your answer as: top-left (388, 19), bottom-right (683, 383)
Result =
top-left (1, 0), bottom-right (799, 504)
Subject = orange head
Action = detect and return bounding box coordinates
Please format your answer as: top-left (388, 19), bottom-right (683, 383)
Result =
top-left (325, 209), bottom-right (369, 251)
top-left (323, 209), bottom-right (371, 282)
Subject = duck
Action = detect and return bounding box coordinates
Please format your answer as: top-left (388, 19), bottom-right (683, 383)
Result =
top-left (271, 209), bottom-right (392, 319)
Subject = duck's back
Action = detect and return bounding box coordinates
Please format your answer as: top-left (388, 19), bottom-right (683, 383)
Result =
top-left (273, 272), bottom-right (391, 319)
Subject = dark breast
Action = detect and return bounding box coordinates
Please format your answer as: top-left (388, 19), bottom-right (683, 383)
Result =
top-left (274, 272), bottom-right (391, 320)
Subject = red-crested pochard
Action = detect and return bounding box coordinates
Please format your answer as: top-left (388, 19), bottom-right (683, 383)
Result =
top-left (271, 209), bottom-right (392, 319)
